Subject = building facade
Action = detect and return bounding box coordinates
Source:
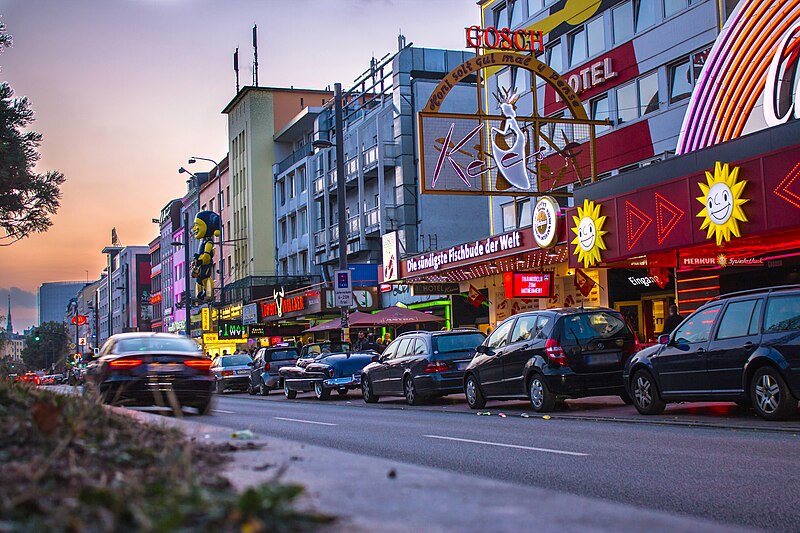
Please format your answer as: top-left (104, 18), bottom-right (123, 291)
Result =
top-left (38, 281), bottom-right (87, 325)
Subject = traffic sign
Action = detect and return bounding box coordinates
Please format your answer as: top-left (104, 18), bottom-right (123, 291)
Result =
top-left (334, 269), bottom-right (353, 307)
top-left (78, 337), bottom-right (86, 346)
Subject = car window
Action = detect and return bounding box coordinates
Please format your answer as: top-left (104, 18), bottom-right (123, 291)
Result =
top-left (716, 299), bottom-right (761, 340)
top-left (535, 316), bottom-right (552, 338)
top-left (268, 349), bottom-right (298, 361)
top-left (511, 314), bottom-right (538, 343)
top-left (560, 312), bottom-right (629, 344)
top-left (394, 338), bottom-right (412, 358)
top-left (674, 305), bottom-right (721, 343)
top-left (764, 295), bottom-right (800, 333)
top-left (413, 338), bottom-right (427, 356)
top-left (749, 299), bottom-right (763, 335)
top-left (433, 333), bottom-right (486, 353)
top-left (486, 319), bottom-right (514, 349)
top-left (116, 337), bottom-right (199, 353)
top-left (382, 340), bottom-right (399, 360)
top-left (221, 354), bottom-right (253, 366)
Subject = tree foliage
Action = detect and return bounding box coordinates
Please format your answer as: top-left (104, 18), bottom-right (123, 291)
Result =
top-left (22, 322), bottom-right (69, 371)
top-left (0, 22), bottom-right (65, 245)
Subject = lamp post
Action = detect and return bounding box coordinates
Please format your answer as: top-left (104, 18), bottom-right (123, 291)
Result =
top-left (312, 82), bottom-right (348, 332)
top-left (177, 168), bottom-right (197, 338)
top-left (188, 156), bottom-right (224, 306)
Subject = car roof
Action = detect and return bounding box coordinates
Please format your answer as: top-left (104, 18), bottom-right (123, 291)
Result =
top-left (398, 329), bottom-right (485, 338)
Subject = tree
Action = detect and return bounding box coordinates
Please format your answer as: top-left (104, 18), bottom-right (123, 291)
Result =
top-left (22, 322), bottom-right (69, 371)
top-left (0, 22), bottom-right (65, 246)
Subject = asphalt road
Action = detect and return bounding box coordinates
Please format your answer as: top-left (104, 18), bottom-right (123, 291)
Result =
top-left (198, 391), bottom-right (799, 532)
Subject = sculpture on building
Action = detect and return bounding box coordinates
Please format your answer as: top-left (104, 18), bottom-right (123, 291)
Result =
top-left (191, 210), bottom-right (221, 302)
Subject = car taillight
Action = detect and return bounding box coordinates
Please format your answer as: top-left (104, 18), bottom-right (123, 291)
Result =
top-left (424, 360), bottom-right (450, 373)
top-left (184, 359), bottom-right (213, 371)
top-left (221, 370), bottom-right (234, 376)
top-left (328, 367), bottom-right (335, 377)
top-left (545, 339), bottom-right (568, 367)
top-left (109, 358), bottom-right (143, 369)
top-left (264, 362), bottom-right (271, 372)
top-left (633, 332), bottom-right (642, 353)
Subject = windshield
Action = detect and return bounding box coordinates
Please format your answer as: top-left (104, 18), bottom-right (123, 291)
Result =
top-left (268, 349), bottom-right (298, 361)
top-left (222, 355), bottom-right (253, 366)
top-left (116, 336), bottom-right (199, 353)
top-left (433, 333), bottom-right (486, 354)
top-left (306, 342), bottom-right (350, 355)
top-left (561, 312), bottom-right (629, 344)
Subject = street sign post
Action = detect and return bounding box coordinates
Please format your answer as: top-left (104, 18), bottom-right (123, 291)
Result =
top-left (334, 269), bottom-right (353, 307)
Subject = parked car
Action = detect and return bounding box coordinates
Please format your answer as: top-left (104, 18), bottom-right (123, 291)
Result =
top-left (15, 372), bottom-right (40, 385)
top-left (84, 332), bottom-right (214, 414)
top-left (281, 350), bottom-right (375, 400)
top-left (463, 308), bottom-right (638, 412)
top-left (210, 354), bottom-right (253, 394)
top-left (296, 341), bottom-right (351, 367)
top-left (248, 346), bottom-right (299, 395)
top-left (361, 329), bottom-right (486, 405)
top-left (625, 285), bottom-right (800, 421)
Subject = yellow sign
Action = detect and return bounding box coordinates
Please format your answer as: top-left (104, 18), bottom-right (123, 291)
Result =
top-left (201, 308), bottom-right (211, 332)
top-left (571, 199), bottom-right (607, 269)
top-left (696, 162), bottom-right (749, 246)
top-left (220, 304), bottom-right (243, 320)
top-left (203, 333), bottom-right (219, 344)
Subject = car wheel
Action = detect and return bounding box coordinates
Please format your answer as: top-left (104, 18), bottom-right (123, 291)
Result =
top-left (362, 376), bottom-right (379, 404)
top-left (197, 396), bottom-right (214, 416)
top-left (404, 377), bottom-right (422, 406)
top-left (631, 370), bottom-right (666, 415)
top-left (259, 380), bottom-right (269, 396)
top-left (215, 379), bottom-right (225, 395)
top-left (528, 373), bottom-right (556, 412)
top-left (619, 389), bottom-right (634, 405)
top-left (283, 380), bottom-right (297, 399)
top-left (314, 381), bottom-right (330, 400)
top-left (464, 375), bottom-right (486, 409)
top-left (751, 366), bottom-right (798, 421)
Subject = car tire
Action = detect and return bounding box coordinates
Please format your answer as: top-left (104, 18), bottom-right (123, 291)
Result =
top-left (404, 376), bottom-right (423, 406)
top-left (314, 381), bottom-right (330, 400)
top-left (751, 366), bottom-right (798, 421)
top-left (631, 369), bottom-right (666, 415)
top-left (197, 396), bottom-right (214, 416)
top-left (362, 376), bottom-right (379, 404)
top-left (528, 373), bottom-right (556, 412)
top-left (215, 379), bottom-right (225, 395)
top-left (464, 375), bottom-right (486, 409)
top-left (283, 380), bottom-right (297, 399)
top-left (259, 380), bottom-right (269, 396)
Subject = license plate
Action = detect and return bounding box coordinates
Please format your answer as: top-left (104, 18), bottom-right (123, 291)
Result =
top-left (456, 362), bottom-right (468, 370)
top-left (237, 369), bottom-right (250, 375)
top-left (586, 353), bottom-right (619, 365)
top-left (151, 364), bottom-right (181, 373)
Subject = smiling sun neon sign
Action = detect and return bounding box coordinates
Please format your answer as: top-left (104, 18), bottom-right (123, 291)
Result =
top-left (696, 162), bottom-right (749, 246)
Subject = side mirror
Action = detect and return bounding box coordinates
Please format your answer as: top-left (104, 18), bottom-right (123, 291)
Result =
top-left (475, 345), bottom-right (493, 356)
top-left (247, 361), bottom-right (254, 366)
top-left (371, 355), bottom-right (379, 362)
top-left (657, 334), bottom-right (670, 346)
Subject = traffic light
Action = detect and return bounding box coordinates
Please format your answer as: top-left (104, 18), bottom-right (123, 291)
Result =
top-left (34, 336), bottom-right (40, 341)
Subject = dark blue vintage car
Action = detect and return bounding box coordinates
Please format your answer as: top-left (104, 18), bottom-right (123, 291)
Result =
top-left (280, 351), bottom-right (377, 400)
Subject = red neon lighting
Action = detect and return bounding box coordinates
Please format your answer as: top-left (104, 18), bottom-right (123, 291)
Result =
top-left (654, 193), bottom-right (684, 244)
top-left (774, 161), bottom-right (800, 209)
top-left (679, 296), bottom-right (717, 304)
top-left (625, 201), bottom-right (652, 250)
top-left (678, 275), bottom-right (720, 283)
top-left (677, 286), bottom-right (721, 294)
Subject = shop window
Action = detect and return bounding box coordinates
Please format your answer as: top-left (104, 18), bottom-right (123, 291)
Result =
top-left (612, 2), bottom-right (634, 44)
top-left (716, 300), bottom-right (760, 340)
top-left (502, 203), bottom-right (516, 232)
top-left (664, 0), bottom-right (688, 18)
top-left (590, 94), bottom-right (611, 133)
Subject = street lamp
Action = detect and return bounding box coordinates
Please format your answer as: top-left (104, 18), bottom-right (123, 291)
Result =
top-left (188, 156), bottom-right (224, 306)
top-left (313, 82), bottom-right (348, 332)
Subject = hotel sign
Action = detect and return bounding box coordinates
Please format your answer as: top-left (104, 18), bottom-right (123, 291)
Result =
top-left (411, 283), bottom-right (461, 296)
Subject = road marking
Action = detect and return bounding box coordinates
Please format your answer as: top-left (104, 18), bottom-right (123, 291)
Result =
top-left (213, 409), bottom-right (235, 414)
top-left (423, 435), bottom-right (589, 456)
top-left (274, 417), bottom-right (337, 426)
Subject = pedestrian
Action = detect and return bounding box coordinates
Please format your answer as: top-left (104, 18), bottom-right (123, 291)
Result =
top-left (661, 304), bottom-right (684, 335)
top-left (364, 333), bottom-right (379, 352)
top-left (353, 330), bottom-right (368, 351)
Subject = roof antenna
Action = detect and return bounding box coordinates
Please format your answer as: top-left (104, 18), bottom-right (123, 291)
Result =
top-left (233, 47), bottom-right (240, 93)
top-left (252, 24), bottom-right (259, 87)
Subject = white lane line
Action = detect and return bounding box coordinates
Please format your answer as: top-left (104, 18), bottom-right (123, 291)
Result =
top-left (213, 409), bottom-right (235, 414)
top-left (274, 417), bottom-right (337, 426)
top-left (423, 435), bottom-right (589, 456)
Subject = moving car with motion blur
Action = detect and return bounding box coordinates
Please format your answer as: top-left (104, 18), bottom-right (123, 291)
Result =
top-left (85, 332), bottom-right (214, 414)
top-left (247, 346), bottom-right (299, 395)
top-left (210, 353), bottom-right (253, 394)
top-left (464, 308), bottom-right (638, 412)
top-left (281, 350), bottom-right (376, 400)
top-left (361, 329), bottom-right (486, 405)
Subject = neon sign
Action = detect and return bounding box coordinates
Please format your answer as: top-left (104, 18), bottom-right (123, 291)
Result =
top-left (465, 26), bottom-right (544, 53)
top-left (504, 272), bottom-right (552, 298)
top-left (218, 320), bottom-right (246, 340)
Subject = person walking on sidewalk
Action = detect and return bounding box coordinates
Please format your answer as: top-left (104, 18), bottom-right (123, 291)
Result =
top-left (661, 305), bottom-right (684, 335)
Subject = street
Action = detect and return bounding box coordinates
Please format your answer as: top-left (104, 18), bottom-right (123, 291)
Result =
top-left (199, 392), bottom-right (799, 532)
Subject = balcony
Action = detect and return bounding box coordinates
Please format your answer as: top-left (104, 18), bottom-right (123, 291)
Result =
top-left (313, 177), bottom-right (324, 196)
top-left (364, 206), bottom-right (380, 233)
top-left (313, 229), bottom-right (325, 251)
top-left (276, 142), bottom-right (312, 174)
top-left (363, 145), bottom-right (378, 172)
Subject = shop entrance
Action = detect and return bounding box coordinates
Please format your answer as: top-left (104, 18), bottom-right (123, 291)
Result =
top-left (609, 268), bottom-right (675, 343)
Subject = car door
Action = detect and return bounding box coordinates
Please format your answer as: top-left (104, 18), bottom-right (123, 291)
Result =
top-left (405, 337), bottom-right (430, 379)
top-left (385, 337), bottom-right (415, 395)
top-left (250, 349), bottom-right (264, 385)
top-left (706, 298), bottom-right (763, 395)
top-left (477, 318), bottom-right (515, 397)
top-left (370, 340), bottom-right (401, 395)
top-left (502, 313), bottom-right (540, 395)
top-left (652, 304), bottom-right (721, 396)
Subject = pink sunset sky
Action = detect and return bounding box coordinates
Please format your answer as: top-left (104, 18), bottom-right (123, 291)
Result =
top-left (0, 0), bottom-right (479, 332)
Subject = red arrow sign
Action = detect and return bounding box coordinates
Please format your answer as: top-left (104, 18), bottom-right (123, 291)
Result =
top-left (774, 161), bottom-right (800, 209)
top-left (655, 193), bottom-right (684, 245)
top-left (625, 200), bottom-right (653, 250)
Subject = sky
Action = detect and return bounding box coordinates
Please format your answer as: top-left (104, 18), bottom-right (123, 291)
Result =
top-left (0, 0), bottom-right (480, 332)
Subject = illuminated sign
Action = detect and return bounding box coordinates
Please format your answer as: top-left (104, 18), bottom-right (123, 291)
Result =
top-left (218, 320), bottom-right (247, 340)
top-left (504, 272), bottom-right (552, 298)
top-left (242, 303), bottom-right (258, 325)
top-left (411, 283), bottom-right (461, 296)
top-left (261, 295), bottom-right (305, 319)
top-left (149, 293), bottom-right (162, 304)
top-left (220, 304), bottom-right (242, 320)
top-left (382, 232), bottom-right (399, 282)
top-left (406, 231), bottom-right (522, 274)
top-left (680, 254), bottom-right (763, 268)
top-left (247, 324), bottom-right (267, 337)
top-left (202, 333), bottom-right (218, 344)
top-left (465, 25), bottom-right (543, 53)
top-left (532, 196), bottom-right (561, 249)
top-left (201, 308), bottom-right (211, 332)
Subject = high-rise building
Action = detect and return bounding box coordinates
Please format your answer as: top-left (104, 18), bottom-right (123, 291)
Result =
top-left (38, 281), bottom-right (87, 325)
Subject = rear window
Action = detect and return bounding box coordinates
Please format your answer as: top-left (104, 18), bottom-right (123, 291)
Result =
top-left (222, 355), bottom-right (253, 366)
top-left (764, 295), bottom-right (800, 332)
top-left (116, 337), bottom-right (199, 353)
top-left (433, 333), bottom-right (486, 354)
top-left (268, 349), bottom-right (298, 361)
top-left (560, 312), bottom-right (630, 344)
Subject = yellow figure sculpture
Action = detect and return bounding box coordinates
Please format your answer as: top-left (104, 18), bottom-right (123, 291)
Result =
top-left (191, 210), bottom-right (221, 302)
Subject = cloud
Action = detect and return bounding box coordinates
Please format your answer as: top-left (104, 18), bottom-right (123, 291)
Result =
top-left (0, 287), bottom-right (37, 308)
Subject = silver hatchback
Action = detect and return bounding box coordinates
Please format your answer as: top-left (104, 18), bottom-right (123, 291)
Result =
top-left (210, 354), bottom-right (253, 394)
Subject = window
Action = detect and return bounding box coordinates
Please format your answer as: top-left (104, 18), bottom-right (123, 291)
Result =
top-left (280, 220), bottom-right (287, 243)
top-left (509, 0), bottom-right (524, 27)
top-left (748, 299), bottom-right (763, 335)
top-left (716, 300), bottom-right (760, 340)
top-left (568, 16), bottom-right (603, 67)
top-left (279, 181), bottom-right (286, 206)
top-left (635, 0), bottom-right (657, 32)
top-left (668, 58), bottom-right (692, 103)
top-left (299, 251), bottom-right (307, 271)
top-left (527, 0), bottom-right (544, 16)
top-left (590, 94), bottom-right (611, 133)
top-left (394, 338), bottom-right (413, 358)
top-left (298, 209), bottom-right (307, 235)
top-left (616, 71), bottom-right (659, 124)
top-left (511, 314), bottom-right (538, 343)
top-left (413, 338), bottom-right (427, 356)
top-left (764, 296), bottom-right (800, 332)
top-left (502, 203), bottom-right (516, 232)
top-left (486, 318), bottom-right (514, 349)
top-left (289, 214), bottom-right (296, 240)
top-left (517, 199), bottom-right (532, 227)
top-left (638, 71), bottom-right (659, 115)
top-left (299, 168), bottom-right (307, 192)
top-left (664, 0), bottom-right (688, 18)
top-left (494, 3), bottom-right (508, 26)
top-left (612, 2), bottom-right (634, 44)
top-left (546, 40), bottom-right (563, 74)
top-left (674, 305), bottom-right (721, 343)
top-left (568, 27), bottom-right (587, 67)
top-left (616, 82), bottom-right (638, 124)
top-left (586, 16), bottom-right (604, 58)
top-left (496, 68), bottom-right (512, 95)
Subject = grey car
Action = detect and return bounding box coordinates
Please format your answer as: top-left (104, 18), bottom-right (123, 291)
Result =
top-left (210, 354), bottom-right (253, 393)
top-left (248, 346), bottom-right (299, 395)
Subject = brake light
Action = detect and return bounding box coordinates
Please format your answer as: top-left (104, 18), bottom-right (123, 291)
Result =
top-left (545, 339), bottom-right (568, 367)
top-left (221, 370), bottom-right (234, 376)
top-left (109, 358), bottom-right (143, 369)
top-left (633, 332), bottom-right (642, 353)
top-left (264, 362), bottom-right (271, 372)
top-left (184, 359), bottom-right (213, 371)
top-left (424, 360), bottom-right (450, 373)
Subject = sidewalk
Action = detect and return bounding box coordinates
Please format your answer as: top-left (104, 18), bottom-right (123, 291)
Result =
top-left (121, 408), bottom-right (758, 533)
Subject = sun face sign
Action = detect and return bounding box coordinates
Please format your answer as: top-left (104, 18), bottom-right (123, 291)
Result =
top-left (696, 162), bottom-right (749, 246)
top-left (571, 199), bottom-right (607, 268)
